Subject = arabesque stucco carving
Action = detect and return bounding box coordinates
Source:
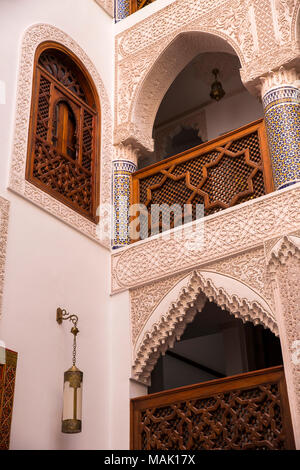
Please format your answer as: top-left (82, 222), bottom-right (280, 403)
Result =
top-left (114, 0), bottom-right (300, 150)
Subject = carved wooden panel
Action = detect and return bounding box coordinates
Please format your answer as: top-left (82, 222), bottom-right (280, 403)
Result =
top-left (26, 43), bottom-right (100, 222)
top-left (130, 0), bottom-right (155, 14)
top-left (131, 366), bottom-right (295, 450)
top-left (131, 119), bottom-right (273, 236)
top-left (0, 349), bottom-right (18, 450)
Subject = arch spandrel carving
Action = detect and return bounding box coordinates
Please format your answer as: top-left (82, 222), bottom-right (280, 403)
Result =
top-left (115, 0), bottom-right (299, 151)
top-left (132, 270), bottom-right (277, 385)
top-left (116, 30), bottom-right (244, 151)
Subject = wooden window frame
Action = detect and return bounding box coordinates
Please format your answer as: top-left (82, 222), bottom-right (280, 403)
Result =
top-left (26, 41), bottom-right (101, 223)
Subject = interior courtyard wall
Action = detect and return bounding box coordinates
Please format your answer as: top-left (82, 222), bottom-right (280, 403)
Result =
top-left (0, 0), bottom-right (299, 451)
top-left (0, 0), bottom-right (117, 450)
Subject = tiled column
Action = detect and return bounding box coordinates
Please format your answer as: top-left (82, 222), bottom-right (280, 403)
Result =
top-left (260, 67), bottom-right (300, 190)
top-left (115, 0), bottom-right (130, 21)
top-left (112, 144), bottom-right (138, 248)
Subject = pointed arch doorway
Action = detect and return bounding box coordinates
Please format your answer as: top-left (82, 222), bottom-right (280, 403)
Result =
top-left (131, 280), bottom-right (295, 450)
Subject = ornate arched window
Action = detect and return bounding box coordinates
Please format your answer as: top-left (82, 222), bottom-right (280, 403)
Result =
top-left (26, 42), bottom-right (100, 222)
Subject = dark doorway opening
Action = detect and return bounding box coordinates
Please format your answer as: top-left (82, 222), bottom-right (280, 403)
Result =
top-left (149, 299), bottom-right (282, 394)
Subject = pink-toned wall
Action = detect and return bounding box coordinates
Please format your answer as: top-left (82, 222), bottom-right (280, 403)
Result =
top-left (0, 0), bottom-right (124, 450)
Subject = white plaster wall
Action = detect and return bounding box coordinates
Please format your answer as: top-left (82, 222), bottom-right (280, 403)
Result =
top-left (1, 200), bottom-right (112, 450)
top-left (108, 289), bottom-right (132, 450)
top-left (0, 0), bottom-right (127, 451)
top-left (205, 89), bottom-right (263, 140)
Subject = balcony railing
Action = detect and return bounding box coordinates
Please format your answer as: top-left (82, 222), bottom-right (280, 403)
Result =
top-left (130, 0), bottom-right (155, 14)
top-left (131, 366), bottom-right (295, 450)
top-left (115, 0), bottom-right (156, 21)
top-left (130, 119), bottom-right (274, 239)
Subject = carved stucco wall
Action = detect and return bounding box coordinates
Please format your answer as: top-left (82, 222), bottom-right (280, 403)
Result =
top-left (129, 235), bottom-right (300, 446)
top-left (111, 185), bottom-right (300, 394)
top-left (112, 185), bottom-right (300, 292)
top-left (267, 235), bottom-right (300, 448)
top-left (114, 0), bottom-right (300, 151)
top-left (9, 24), bottom-right (113, 246)
top-left (131, 269), bottom-right (278, 385)
top-left (111, 0), bottom-right (300, 446)
top-left (130, 246), bottom-right (275, 349)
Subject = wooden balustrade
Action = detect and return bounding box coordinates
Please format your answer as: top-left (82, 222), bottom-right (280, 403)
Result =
top-left (131, 366), bottom-right (295, 450)
top-left (0, 349), bottom-right (18, 450)
top-left (130, 0), bottom-right (155, 14)
top-left (130, 119), bottom-right (273, 239)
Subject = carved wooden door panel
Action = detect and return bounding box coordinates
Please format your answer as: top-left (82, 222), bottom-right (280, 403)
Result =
top-left (131, 366), bottom-right (295, 450)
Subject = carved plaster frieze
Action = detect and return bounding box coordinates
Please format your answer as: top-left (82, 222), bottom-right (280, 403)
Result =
top-left (0, 197), bottom-right (9, 317)
top-left (132, 270), bottom-right (277, 385)
top-left (130, 272), bottom-right (187, 345)
top-left (117, 0), bottom-right (253, 62)
top-left (114, 0), bottom-right (299, 148)
top-left (206, 248), bottom-right (275, 311)
top-left (112, 185), bottom-right (300, 293)
top-left (9, 24), bottom-right (113, 247)
top-left (130, 245), bottom-right (275, 347)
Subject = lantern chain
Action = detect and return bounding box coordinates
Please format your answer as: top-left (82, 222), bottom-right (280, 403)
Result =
top-left (56, 308), bottom-right (79, 367)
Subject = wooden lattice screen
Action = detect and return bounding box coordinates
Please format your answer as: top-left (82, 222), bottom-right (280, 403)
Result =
top-left (26, 45), bottom-right (99, 222)
top-left (0, 349), bottom-right (18, 450)
top-left (130, 0), bottom-right (155, 14)
top-left (131, 366), bottom-right (295, 450)
top-left (131, 119), bottom-right (273, 237)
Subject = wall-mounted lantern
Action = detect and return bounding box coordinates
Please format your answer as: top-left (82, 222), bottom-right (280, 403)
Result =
top-left (210, 68), bottom-right (225, 101)
top-left (56, 308), bottom-right (83, 434)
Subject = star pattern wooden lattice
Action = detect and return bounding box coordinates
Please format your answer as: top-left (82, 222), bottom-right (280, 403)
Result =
top-left (131, 367), bottom-right (295, 450)
top-left (132, 120), bottom-right (273, 236)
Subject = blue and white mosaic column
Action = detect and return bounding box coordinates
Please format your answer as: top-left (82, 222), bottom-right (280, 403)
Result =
top-left (115, 0), bottom-right (130, 21)
top-left (112, 158), bottom-right (137, 248)
top-left (261, 69), bottom-right (300, 190)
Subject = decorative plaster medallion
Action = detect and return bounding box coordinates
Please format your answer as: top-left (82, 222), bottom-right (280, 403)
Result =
top-left (9, 24), bottom-right (113, 247)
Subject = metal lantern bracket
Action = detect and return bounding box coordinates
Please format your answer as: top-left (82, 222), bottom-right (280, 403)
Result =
top-left (56, 307), bottom-right (79, 333)
top-left (56, 307), bottom-right (83, 434)
top-left (56, 307), bottom-right (79, 366)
